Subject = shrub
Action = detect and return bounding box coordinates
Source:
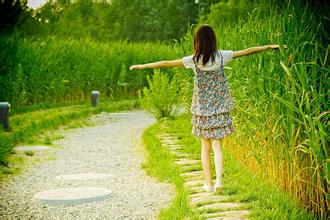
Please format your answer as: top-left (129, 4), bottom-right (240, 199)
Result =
top-left (139, 70), bottom-right (180, 119)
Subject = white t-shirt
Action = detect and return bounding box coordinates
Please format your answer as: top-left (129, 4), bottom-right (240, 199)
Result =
top-left (182, 50), bottom-right (233, 71)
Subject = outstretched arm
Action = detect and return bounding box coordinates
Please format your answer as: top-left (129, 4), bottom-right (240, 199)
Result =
top-left (233, 45), bottom-right (279, 58)
top-left (129, 59), bottom-right (183, 70)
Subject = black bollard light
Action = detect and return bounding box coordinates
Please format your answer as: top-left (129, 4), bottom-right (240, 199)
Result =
top-left (0, 102), bottom-right (11, 130)
top-left (91, 91), bottom-right (100, 107)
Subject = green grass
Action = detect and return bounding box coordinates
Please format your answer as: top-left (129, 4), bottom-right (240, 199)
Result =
top-left (142, 120), bottom-right (199, 219)
top-left (143, 114), bottom-right (315, 219)
top-left (0, 35), bottom-right (178, 107)
top-left (0, 98), bottom-right (140, 180)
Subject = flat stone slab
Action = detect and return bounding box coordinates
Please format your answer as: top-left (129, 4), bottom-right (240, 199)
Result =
top-left (189, 191), bottom-right (214, 198)
top-left (164, 144), bottom-right (181, 147)
top-left (206, 216), bottom-right (247, 220)
top-left (191, 195), bottom-right (231, 206)
top-left (34, 187), bottom-right (112, 205)
top-left (181, 166), bottom-right (202, 173)
top-left (176, 159), bottom-right (200, 166)
top-left (15, 146), bottom-right (50, 151)
top-left (157, 134), bottom-right (174, 139)
top-left (184, 179), bottom-right (205, 187)
top-left (198, 202), bottom-right (244, 212)
top-left (163, 145), bottom-right (181, 151)
top-left (189, 186), bottom-right (206, 194)
top-left (180, 170), bottom-right (204, 179)
top-left (161, 139), bottom-right (178, 145)
top-left (170, 151), bottom-right (191, 158)
top-left (201, 210), bottom-right (251, 219)
top-left (56, 173), bottom-right (112, 181)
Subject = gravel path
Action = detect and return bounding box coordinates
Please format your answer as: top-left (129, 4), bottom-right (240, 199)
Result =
top-left (0, 110), bottom-right (174, 219)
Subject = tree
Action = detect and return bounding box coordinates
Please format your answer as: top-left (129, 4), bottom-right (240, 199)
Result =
top-left (0, 0), bottom-right (28, 30)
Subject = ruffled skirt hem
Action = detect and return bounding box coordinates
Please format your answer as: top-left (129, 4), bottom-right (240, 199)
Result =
top-left (192, 124), bottom-right (234, 139)
top-left (191, 112), bottom-right (234, 139)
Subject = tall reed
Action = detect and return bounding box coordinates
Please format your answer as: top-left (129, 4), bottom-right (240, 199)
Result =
top-left (179, 1), bottom-right (328, 217)
top-left (0, 35), bottom-right (177, 107)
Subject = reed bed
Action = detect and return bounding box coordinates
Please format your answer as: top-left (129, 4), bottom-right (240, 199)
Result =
top-left (185, 2), bottom-right (328, 217)
top-left (0, 36), bottom-right (177, 107)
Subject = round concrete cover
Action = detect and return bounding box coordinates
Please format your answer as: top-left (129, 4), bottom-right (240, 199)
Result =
top-left (56, 173), bottom-right (112, 181)
top-left (15, 146), bottom-right (49, 151)
top-left (34, 187), bottom-right (112, 205)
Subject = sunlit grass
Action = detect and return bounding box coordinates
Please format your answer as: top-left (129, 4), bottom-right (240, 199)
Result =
top-left (157, 114), bottom-right (314, 219)
top-left (0, 37), bottom-right (177, 107)
top-left (172, 2), bottom-right (329, 217)
top-left (142, 121), bottom-right (198, 219)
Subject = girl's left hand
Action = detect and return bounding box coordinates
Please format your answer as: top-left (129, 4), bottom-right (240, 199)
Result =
top-left (269, 44), bottom-right (280, 49)
top-left (129, 65), bottom-right (145, 70)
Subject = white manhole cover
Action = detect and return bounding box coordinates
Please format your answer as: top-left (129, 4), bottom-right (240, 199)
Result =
top-left (56, 173), bottom-right (112, 181)
top-left (15, 146), bottom-right (50, 151)
top-left (34, 187), bottom-right (111, 205)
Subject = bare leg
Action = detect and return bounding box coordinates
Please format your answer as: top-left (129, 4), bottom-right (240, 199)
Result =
top-left (201, 138), bottom-right (212, 186)
top-left (212, 139), bottom-right (224, 185)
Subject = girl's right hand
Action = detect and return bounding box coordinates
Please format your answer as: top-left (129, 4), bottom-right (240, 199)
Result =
top-left (129, 65), bottom-right (145, 70)
top-left (268, 44), bottom-right (280, 49)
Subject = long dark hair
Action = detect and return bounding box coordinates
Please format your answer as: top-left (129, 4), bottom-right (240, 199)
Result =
top-left (193, 25), bottom-right (217, 66)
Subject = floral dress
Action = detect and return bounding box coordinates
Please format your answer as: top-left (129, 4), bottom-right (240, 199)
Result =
top-left (190, 51), bottom-right (235, 139)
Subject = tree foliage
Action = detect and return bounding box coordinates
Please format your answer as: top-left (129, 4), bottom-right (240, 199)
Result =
top-left (0, 0), bottom-right (28, 30)
top-left (19, 0), bottom-right (201, 41)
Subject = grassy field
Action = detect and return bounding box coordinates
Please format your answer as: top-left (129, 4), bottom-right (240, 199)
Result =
top-left (142, 114), bottom-right (315, 219)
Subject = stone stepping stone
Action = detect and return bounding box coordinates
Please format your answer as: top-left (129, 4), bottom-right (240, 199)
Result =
top-left (164, 143), bottom-right (181, 147)
top-left (175, 159), bottom-right (200, 166)
top-left (163, 144), bottom-right (181, 148)
top-left (205, 216), bottom-right (247, 220)
top-left (191, 195), bottom-right (231, 206)
top-left (189, 191), bottom-right (214, 198)
top-left (184, 179), bottom-right (205, 187)
top-left (161, 139), bottom-right (178, 145)
top-left (180, 170), bottom-right (204, 179)
top-left (170, 151), bottom-right (191, 159)
top-left (56, 173), bottom-right (112, 181)
top-left (181, 165), bottom-right (202, 173)
top-left (184, 179), bottom-right (204, 188)
top-left (15, 146), bottom-right (50, 151)
top-left (157, 133), bottom-right (174, 138)
top-left (197, 202), bottom-right (244, 212)
top-left (189, 185), bottom-right (206, 194)
top-left (201, 210), bottom-right (251, 219)
top-left (163, 145), bottom-right (181, 150)
top-left (34, 187), bottom-right (112, 205)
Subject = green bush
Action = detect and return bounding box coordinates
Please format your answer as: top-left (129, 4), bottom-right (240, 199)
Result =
top-left (139, 70), bottom-right (181, 119)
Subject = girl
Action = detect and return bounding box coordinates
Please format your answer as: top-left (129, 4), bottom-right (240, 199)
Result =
top-left (130, 25), bottom-right (279, 193)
